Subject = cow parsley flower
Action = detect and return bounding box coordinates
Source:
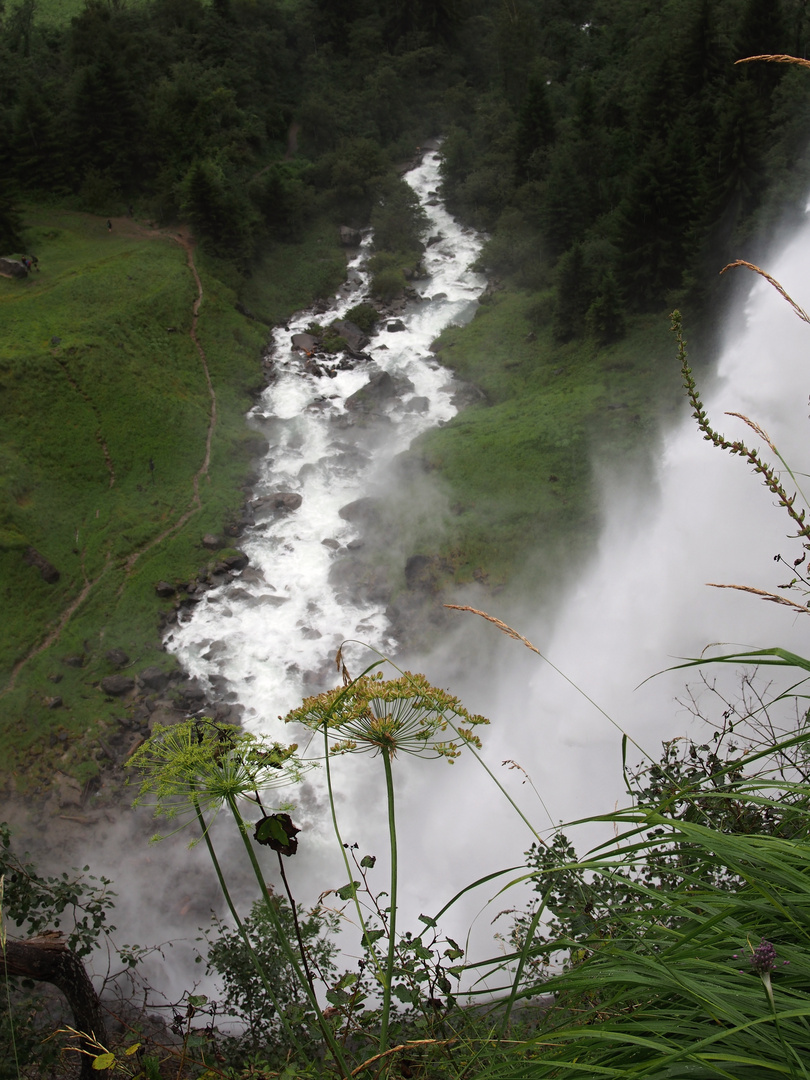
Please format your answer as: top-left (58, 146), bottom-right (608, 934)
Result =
top-left (283, 671), bottom-right (489, 761)
top-left (126, 718), bottom-right (308, 836)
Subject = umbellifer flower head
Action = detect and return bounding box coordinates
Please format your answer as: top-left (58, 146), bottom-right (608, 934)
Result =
top-left (126, 718), bottom-right (308, 833)
top-left (283, 671), bottom-right (489, 762)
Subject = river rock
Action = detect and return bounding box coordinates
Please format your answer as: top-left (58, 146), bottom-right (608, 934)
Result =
top-left (292, 332), bottom-right (318, 353)
top-left (328, 555), bottom-right (394, 604)
top-left (0, 257), bottom-right (27, 279)
top-left (201, 534), bottom-right (222, 550)
top-left (175, 679), bottom-right (207, 709)
top-left (148, 706), bottom-right (187, 731)
top-left (100, 674), bottom-right (135, 696)
top-left (155, 580), bottom-right (176, 597)
top-left (221, 551), bottom-right (249, 571)
top-left (345, 371), bottom-right (396, 414)
top-left (201, 640), bottom-right (229, 660)
top-left (106, 648), bottom-right (130, 668)
top-left (338, 496), bottom-right (382, 525)
top-left (139, 666), bottom-right (170, 691)
top-left (23, 546), bottom-right (60, 583)
top-left (339, 225), bottom-right (363, 246)
top-left (251, 492), bottom-right (303, 513)
top-left (256, 593), bottom-right (289, 607)
top-left (330, 319), bottom-right (369, 353)
top-left (450, 381), bottom-right (487, 408)
top-left (387, 319), bottom-right (406, 332)
top-left (403, 395), bottom-right (430, 413)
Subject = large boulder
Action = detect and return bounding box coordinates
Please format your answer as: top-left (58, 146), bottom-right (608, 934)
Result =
top-left (139, 666), bottom-right (171, 692)
top-left (251, 492), bottom-right (303, 513)
top-left (345, 371), bottom-right (397, 415)
top-left (338, 497), bottom-right (382, 525)
top-left (330, 320), bottom-right (369, 354)
top-left (100, 674), bottom-right (135, 696)
top-left (292, 332), bottom-right (319, 353)
top-left (224, 551), bottom-right (250, 571)
top-left (0, 257), bottom-right (27, 279)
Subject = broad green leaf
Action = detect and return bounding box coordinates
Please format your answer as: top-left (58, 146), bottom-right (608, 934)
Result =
top-left (336, 881), bottom-right (359, 901)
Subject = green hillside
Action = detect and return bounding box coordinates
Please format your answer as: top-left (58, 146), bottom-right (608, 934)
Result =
top-left (1, 0), bottom-right (809, 789)
top-left (0, 209), bottom-right (348, 791)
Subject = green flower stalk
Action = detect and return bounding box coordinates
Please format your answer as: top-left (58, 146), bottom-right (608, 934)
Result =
top-left (285, 669), bottom-right (489, 1056)
top-left (126, 720), bottom-right (355, 1073)
top-left (284, 670), bottom-right (489, 761)
top-left (126, 718), bottom-right (308, 835)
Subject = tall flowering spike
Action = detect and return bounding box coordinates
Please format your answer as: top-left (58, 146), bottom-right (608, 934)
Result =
top-left (283, 671), bottom-right (489, 761)
top-left (126, 718), bottom-right (309, 829)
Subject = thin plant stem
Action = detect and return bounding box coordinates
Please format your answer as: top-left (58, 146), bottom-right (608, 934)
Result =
top-left (763, 974), bottom-right (804, 1080)
top-left (0, 877), bottom-right (21, 1080)
top-left (192, 799), bottom-right (303, 1054)
top-left (445, 717), bottom-right (548, 841)
top-left (500, 895), bottom-right (547, 1036)
top-left (322, 724), bottom-right (387, 988)
top-left (226, 795), bottom-right (352, 1079)
top-left (276, 851), bottom-right (318, 1004)
top-left (379, 750), bottom-right (398, 1056)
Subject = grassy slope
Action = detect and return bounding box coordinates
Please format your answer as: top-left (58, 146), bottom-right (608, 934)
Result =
top-left (0, 207), bottom-right (346, 792)
top-left (389, 291), bottom-right (681, 594)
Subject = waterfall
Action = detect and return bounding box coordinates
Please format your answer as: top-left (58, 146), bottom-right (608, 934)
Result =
top-left (463, 208), bottom-right (810, 874)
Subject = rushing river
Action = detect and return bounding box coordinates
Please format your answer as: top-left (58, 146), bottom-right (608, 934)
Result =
top-left (165, 144), bottom-right (486, 732)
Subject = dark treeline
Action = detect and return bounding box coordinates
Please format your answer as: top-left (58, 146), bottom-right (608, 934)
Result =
top-left (2, 0), bottom-right (810, 330)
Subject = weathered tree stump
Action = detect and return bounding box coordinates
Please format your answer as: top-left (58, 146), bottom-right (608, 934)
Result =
top-left (1, 933), bottom-right (106, 1079)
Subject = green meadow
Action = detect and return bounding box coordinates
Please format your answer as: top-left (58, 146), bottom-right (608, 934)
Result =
top-left (386, 293), bottom-right (682, 591)
top-left (0, 208), bottom-right (347, 791)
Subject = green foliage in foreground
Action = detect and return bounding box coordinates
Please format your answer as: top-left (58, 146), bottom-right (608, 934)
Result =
top-left (5, 671), bottom-right (810, 1079)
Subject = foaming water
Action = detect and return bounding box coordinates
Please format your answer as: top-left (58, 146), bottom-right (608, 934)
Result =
top-left (158, 148), bottom-right (492, 945)
top-left (166, 148), bottom-right (485, 730)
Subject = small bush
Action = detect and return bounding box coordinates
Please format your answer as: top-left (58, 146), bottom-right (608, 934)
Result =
top-left (344, 302), bottom-right (379, 334)
top-left (370, 265), bottom-right (407, 301)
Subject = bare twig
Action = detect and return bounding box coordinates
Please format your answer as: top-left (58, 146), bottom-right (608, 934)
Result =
top-left (349, 1038), bottom-right (455, 1078)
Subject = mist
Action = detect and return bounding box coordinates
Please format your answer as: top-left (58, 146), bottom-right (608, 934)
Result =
top-left (398, 203), bottom-right (810, 946)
